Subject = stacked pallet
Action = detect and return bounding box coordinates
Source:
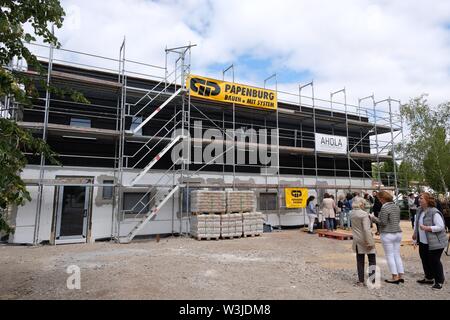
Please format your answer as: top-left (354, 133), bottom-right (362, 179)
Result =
top-left (190, 190), bottom-right (226, 213)
top-left (242, 212), bottom-right (264, 236)
top-left (226, 191), bottom-right (255, 213)
top-left (220, 213), bottom-right (243, 238)
top-left (190, 214), bottom-right (221, 240)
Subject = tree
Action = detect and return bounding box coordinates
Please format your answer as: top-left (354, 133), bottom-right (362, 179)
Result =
top-left (399, 95), bottom-right (450, 193)
top-left (0, 0), bottom-right (66, 234)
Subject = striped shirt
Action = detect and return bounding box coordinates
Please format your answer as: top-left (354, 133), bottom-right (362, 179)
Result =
top-left (374, 202), bottom-right (402, 234)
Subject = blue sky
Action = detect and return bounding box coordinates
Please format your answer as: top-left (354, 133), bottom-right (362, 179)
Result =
top-left (44, 0), bottom-right (450, 109)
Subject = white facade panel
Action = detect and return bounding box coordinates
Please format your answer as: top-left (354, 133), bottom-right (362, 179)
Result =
top-left (11, 165), bottom-right (372, 244)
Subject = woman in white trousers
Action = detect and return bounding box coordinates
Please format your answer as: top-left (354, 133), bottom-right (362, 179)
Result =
top-left (370, 191), bottom-right (404, 284)
top-left (306, 196), bottom-right (317, 234)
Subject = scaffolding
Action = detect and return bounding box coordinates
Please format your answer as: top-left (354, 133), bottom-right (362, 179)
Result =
top-left (1, 40), bottom-right (407, 244)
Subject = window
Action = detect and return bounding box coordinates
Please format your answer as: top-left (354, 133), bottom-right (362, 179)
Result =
top-left (123, 192), bottom-right (151, 215)
top-left (70, 118), bottom-right (91, 128)
top-left (102, 180), bottom-right (114, 200)
top-left (259, 192), bottom-right (278, 211)
top-left (130, 116), bottom-right (142, 136)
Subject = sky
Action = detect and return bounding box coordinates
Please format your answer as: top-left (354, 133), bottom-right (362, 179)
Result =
top-left (32, 0), bottom-right (450, 111)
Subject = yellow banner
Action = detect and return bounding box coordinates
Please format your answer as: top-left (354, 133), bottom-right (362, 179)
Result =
top-left (187, 74), bottom-right (277, 111)
top-left (285, 188), bottom-right (308, 208)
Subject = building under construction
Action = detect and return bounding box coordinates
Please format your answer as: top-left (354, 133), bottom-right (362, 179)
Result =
top-left (1, 42), bottom-right (404, 245)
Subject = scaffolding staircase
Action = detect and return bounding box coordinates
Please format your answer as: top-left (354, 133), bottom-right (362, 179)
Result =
top-left (119, 184), bottom-right (180, 243)
top-left (117, 44), bottom-right (194, 243)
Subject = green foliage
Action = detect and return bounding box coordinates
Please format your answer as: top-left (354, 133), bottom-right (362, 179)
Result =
top-left (0, 1), bottom-right (66, 234)
top-left (1, 1), bottom-right (90, 106)
top-left (1, 0), bottom-right (64, 102)
top-left (0, 118), bottom-right (59, 233)
top-left (399, 95), bottom-right (450, 193)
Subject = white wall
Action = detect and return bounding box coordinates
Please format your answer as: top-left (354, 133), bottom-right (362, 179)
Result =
top-left (11, 165), bottom-right (372, 244)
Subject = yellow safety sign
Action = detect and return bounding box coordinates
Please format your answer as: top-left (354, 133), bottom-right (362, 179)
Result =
top-left (187, 74), bottom-right (277, 111)
top-left (285, 188), bottom-right (308, 208)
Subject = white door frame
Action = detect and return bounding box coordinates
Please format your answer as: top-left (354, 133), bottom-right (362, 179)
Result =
top-left (55, 185), bottom-right (91, 244)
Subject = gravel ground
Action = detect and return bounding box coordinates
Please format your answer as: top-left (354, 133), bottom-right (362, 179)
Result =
top-left (0, 221), bottom-right (449, 300)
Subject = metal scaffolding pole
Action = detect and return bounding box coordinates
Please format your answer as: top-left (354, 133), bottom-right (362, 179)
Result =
top-left (400, 110), bottom-right (406, 191)
top-left (33, 29), bottom-right (54, 245)
top-left (331, 88), bottom-right (349, 191)
top-left (116, 38), bottom-right (126, 241)
top-left (264, 74), bottom-right (279, 226)
top-left (374, 97), bottom-right (400, 196)
top-left (358, 94), bottom-right (376, 190)
top-left (223, 64), bottom-right (235, 189)
top-left (111, 38), bottom-right (125, 240)
top-left (388, 98), bottom-right (400, 197)
top-left (186, 45), bottom-right (192, 236)
top-left (299, 81), bottom-right (315, 228)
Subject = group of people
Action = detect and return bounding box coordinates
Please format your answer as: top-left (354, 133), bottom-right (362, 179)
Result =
top-left (351, 191), bottom-right (448, 290)
top-left (305, 190), bottom-right (449, 290)
top-left (305, 191), bottom-right (382, 234)
top-left (408, 192), bottom-right (450, 231)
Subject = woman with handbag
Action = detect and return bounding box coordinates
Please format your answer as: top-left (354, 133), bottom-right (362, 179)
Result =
top-left (412, 192), bottom-right (448, 290)
top-left (351, 197), bottom-right (377, 286)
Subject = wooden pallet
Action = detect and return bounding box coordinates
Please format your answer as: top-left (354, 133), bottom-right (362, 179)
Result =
top-left (220, 235), bottom-right (242, 240)
top-left (317, 230), bottom-right (353, 240)
top-left (226, 211), bottom-right (251, 214)
top-left (191, 212), bottom-right (225, 215)
top-left (243, 233), bottom-right (261, 237)
top-left (191, 235), bottom-right (220, 241)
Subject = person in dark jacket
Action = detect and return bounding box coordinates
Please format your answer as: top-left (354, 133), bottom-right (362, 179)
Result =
top-left (372, 191), bottom-right (382, 235)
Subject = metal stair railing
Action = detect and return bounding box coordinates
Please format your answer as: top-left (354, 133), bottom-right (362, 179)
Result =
top-left (122, 164), bottom-right (180, 220)
top-left (119, 185), bottom-right (180, 243)
top-left (124, 120), bottom-right (182, 170)
top-left (127, 134), bottom-right (186, 186)
top-left (130, 87), bottom-right (184, 135)
top-left (126, 64), bottom-right (184, 118)
top-left (125, 110), bottom-right (183, 159)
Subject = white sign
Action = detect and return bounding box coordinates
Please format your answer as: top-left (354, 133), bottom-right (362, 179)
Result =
top-left (315, 133), bottom-right (347, 154)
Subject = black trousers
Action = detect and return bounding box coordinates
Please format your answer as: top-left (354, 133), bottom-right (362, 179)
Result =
top-left (445, 217), bottom-right (450, 232)
top-left (409, 209), bottom-right (416, 228)
top-left (374, 212), bottom-right (380, 233)
top-left (356, 247), bottom-right (376, 283)
top-left (418, 242), bottom-right (445, 284)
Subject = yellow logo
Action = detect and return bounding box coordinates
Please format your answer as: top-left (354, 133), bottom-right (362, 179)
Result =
top-left (187, 75), bottom-right (277, 111)
top-left (285, 188), bottom-right (308, 208)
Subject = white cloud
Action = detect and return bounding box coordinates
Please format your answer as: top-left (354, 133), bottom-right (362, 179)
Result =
top-left (45, 0), bottom-right (450, 108)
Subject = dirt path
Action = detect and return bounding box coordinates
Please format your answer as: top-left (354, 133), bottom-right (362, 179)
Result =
top-left (1, 222), bottom-right (449, 300)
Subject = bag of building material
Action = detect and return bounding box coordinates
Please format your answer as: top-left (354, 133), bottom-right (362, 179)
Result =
top-left (226, 191), bottom-right (256, 213)
top-left (190, 190), bottom-right (226, 213)
top-left (190, 214), bottom-right (221, 239)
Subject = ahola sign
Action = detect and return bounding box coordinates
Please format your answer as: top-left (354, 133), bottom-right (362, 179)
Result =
top-left (315, 133), bottom-right (347, 154)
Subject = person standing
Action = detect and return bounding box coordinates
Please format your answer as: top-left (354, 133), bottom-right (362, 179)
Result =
top-left (412, 193), bottom-right (448, 290)
top-left (306, 196), bottom-right (317, 234)
top-left (337, 194), bottom-right (345, 228)
top-left (343, 193), bottom-right (353, 229)
top-left (408, 193), bottom-right (417, 229)
top-left (330, 194), bottom-right (338, 230)
top-left (370, 191), bottom-right (404, 284)
top-left (437, 194), bottom-right (450, 232)
top-left (363, 193), bottom-right (372, 213)
top-left (351, 197), bottom-right (376, 286)
top-left (372, 191), bottom-right (382, 235)
top-left (321, 193), bottom-right (336, 231)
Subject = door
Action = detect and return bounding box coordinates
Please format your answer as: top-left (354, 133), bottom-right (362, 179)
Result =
top-left (55, 185), bottom-right (90, 244)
